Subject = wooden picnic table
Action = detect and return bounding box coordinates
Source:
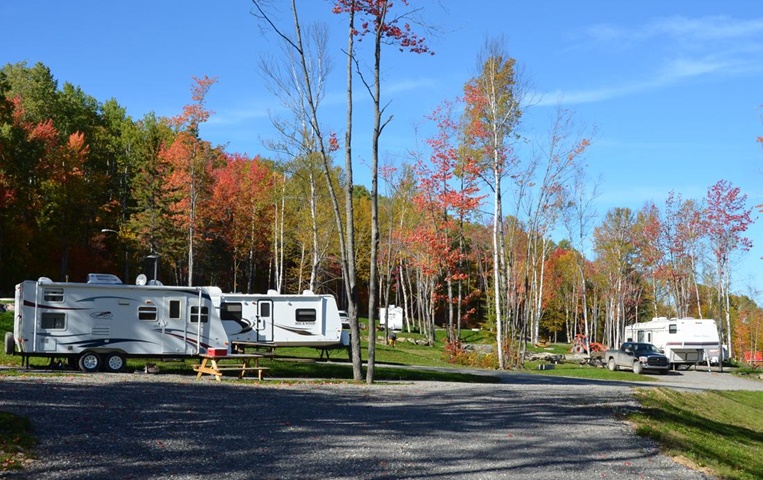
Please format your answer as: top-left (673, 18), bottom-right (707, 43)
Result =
top-left (231, 341), bottom-right (278, 354)
top-left (193, 353), bottom-right (272, 381)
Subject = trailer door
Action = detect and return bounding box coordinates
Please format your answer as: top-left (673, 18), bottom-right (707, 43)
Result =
top-left (162, 297), bottom-right (187, 353)
top-left (256, 300), bottom-right (274, 343)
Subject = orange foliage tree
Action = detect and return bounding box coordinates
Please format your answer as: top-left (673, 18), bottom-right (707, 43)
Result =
top-left (161, 75), bottom-right (220, 285)
top-left (208, 153), bottom-right (273, 293)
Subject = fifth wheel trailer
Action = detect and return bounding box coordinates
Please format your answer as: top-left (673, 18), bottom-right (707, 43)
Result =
top-left (625, 317), bottom-right (721, 369)
top-left (7, 274), bottom-right (229, 372)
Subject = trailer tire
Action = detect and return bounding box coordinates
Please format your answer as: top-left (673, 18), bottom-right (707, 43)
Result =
top-left (104, 352), bottom-right (126, 373)
top-left (78, 352), bottom-right (101, 373)
top-left (607, 358), bottom-right (617, 371)
top-left (632, 362), bottom-right (643, 375)
top-left (4, 332), bottom-right (14, 355)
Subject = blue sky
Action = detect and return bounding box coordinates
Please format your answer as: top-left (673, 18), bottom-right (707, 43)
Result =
top-left (2, 1), bottom-right (763, 296)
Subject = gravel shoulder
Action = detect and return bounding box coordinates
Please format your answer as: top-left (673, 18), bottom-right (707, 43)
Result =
top-left (0, 368), bottom-right (737, 480)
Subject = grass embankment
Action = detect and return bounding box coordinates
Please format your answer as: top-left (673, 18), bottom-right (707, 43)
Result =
top-left (631, 388), bottom-right (763, 480)
top-left (0, 412), bottom-right (35, 471)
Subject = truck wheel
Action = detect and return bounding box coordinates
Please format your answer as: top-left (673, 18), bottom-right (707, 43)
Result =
top-left (78, 352), bottom-right (101, 373)
top-left (632, 362), bottom-right (643, 375)
top-left (4, 332), bottom-right (14, 355)
top-left (104, 352), bottom-right (126, 373)
top-left (607, 358), bottom-right (617, 371)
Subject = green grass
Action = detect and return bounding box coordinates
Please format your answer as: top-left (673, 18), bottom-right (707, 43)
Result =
top-left (631, 388), bottom-right (763, 480)
top-left (525, 360), bottom-right (659, 381)
top-left (0, 412), bottom-right (35, 471)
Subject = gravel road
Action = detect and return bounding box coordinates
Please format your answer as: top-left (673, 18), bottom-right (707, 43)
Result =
top-left (1, 367), bottom-right (759, 480)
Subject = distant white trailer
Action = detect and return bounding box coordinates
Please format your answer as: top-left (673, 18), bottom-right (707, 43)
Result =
top-left (625, 317), bottom-right (721, 369)
top-left (8, 274), bottom-right (229, 372)
top-left (220, 290), bottom-right (349, 348)
top-left (379, 305), bottom-right (404, 331)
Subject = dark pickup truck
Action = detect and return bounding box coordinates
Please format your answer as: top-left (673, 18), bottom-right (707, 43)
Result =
top-left (605, 342), bottom-right (670, 374)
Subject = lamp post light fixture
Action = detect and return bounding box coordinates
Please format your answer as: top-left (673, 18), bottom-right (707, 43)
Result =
top-left (145, 254), bottom-right (160, 282)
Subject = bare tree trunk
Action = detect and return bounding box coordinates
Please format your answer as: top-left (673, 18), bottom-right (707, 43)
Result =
top-left (309, 170), bottom-right (319, 292)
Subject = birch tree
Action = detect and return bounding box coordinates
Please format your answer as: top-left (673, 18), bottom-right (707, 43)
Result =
top-left (463, 38), bottom-right (523, 369)
top-left (333, 0), bottom-right (432, 383)
top-left (703, 179), bottom-right (753, 363)
top-left (251, 0), bottom-right (364, 380)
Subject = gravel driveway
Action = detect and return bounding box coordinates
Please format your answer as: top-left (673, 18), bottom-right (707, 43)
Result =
top-left (3, 367), bottom-right (754, 479)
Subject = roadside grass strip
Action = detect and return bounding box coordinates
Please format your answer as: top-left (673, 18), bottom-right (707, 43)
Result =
top-left (631, 388), bottom-right (763, 480)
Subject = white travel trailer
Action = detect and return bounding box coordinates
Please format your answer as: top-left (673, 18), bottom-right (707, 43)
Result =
top-left (219, 290), bottom-right (349, 348)
top-left (379, 305), bottom-right (404, 331)
top-left (7, 274), bottom-right (230, 372)
top-left (625, 317), bottom-right (721, 369)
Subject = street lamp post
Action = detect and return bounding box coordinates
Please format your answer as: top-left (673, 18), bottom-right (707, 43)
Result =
top-left (145, 254), bottom-right (160, 282)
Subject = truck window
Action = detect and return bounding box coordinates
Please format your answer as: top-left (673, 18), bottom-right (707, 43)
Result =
top-left (296, 308), bottom-right (316, 323)
top-left (190, 306), bottom-right (209, 323)
top-left (43, 288), bottom-right (64, 303)
top-left (40, 312), bottom-right (65, 329)
top-left (138, 306), bottom-right (157, 321)
top-left (669, 324), bottom-right (677, 334)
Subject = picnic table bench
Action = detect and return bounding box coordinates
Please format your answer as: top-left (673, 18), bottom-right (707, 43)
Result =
top-left (193, 353), bottom-right (273, 381)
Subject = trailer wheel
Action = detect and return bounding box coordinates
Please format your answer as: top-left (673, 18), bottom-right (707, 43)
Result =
top-left (104, 352), bottom-right (126, 373)
top-left (632, 362), bottom-right (643, 375)
top-left (4, 332), bottom-right (14, 355)
top-left (78, 352), bottom-right (101, 373)
top-left (607, 358), bottom-right (617, 371)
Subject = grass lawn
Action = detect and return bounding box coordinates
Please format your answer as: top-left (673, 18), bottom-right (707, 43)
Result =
top-left (631, 388), bottom-right (763, 480)
top-left (0, 412), bottom-right (35, 471)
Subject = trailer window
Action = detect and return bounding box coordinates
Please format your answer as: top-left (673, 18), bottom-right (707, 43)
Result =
top-left (190, 306), bottom-right (209, 323)
top-left (221, 303), bottom-right (242, 321)
top-left (40, 312), bottom-right (65, 329)
top-left (669, 324), bottom-right (677, 334)
top-left (169, 300), bottom-right (181, 320)
top-left (296, 308), bottom-right (316, 323)
top-left (43, 288), bottom-right (64, 303)
top-left (138, 306), bottom-right (157, 321)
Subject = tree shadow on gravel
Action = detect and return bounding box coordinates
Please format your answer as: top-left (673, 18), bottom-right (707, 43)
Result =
top-left (0, 376), bottom-right (703, 480)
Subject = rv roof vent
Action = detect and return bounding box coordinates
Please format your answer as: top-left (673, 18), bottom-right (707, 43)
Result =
top-left (147, 279), bottom-right (164, 286)
top-left (37, 277), bottom-right (53, 283)
top-left (86, 273), bottom-right (123, 285)
top-left (267, 289), bottom-right (279, 295)
top-left (302, 290), bottom-right (314, 295)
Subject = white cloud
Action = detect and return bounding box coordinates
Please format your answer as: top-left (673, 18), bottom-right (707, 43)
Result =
top-left (583, 15), bottom-right (763, 46)
top-left (540, 15), bottom-right (763, 107)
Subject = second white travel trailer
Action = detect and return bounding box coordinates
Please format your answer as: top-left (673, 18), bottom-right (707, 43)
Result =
top-left (7, 274), bottom-right (230, 372)
top-left (379, 305), bottom-right (404, 331)
top-left (220, 290), bottom-right (349, 349)
top-left (625, 317), bottom-right (721, 369)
